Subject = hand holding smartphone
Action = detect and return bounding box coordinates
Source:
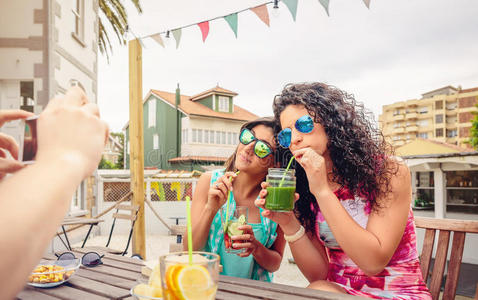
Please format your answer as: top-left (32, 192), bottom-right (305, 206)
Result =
top-left (18, 115), bottom-right (38, 164)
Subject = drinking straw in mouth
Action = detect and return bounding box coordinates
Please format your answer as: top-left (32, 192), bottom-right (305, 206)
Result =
top-left (186, 196), bottom-right (193, 265)
top-left (224, 171), bottom-right (240, 232)
top-left (279, 156), bottom-right (295, 187)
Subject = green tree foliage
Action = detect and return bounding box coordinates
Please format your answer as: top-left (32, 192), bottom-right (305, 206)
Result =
top-left (99, 0), bottom-right (142, 59)
top-left (469, 102), bottom-right (478, 149)
top-left (98, 157), bottom-right (115, 169)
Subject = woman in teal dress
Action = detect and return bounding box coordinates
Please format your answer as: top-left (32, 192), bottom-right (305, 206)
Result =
top-left (185, 117), bottom-right (286, 281)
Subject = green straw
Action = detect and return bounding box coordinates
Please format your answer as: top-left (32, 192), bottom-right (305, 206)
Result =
top-left (279, 156), bottom-right (295, 187)
top-left (186, 196), bottom-right (193, 265)
top-left (224, 171), bottom-right (240, 232)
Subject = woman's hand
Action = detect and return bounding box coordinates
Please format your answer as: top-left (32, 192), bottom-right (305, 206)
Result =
top-left (232, 225), bottom-right (259, 257)
top-left (254, 181), bottom-right (301, 234)
top-left (206, 171), bottom-right (237, 212)
top-left (0, 110), bottom-right (34, 179)
top-left (293, 147), bottom-right (332, 197)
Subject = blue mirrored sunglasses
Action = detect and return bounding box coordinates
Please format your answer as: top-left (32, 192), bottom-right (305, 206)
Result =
top-left (239, 128), bottom-right (273, 159)
top-left (277, 115), bottom-right (314, 148)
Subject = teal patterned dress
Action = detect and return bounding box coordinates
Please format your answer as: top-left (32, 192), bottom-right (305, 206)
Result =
top-left (203, 169), bottom-right (278, 282)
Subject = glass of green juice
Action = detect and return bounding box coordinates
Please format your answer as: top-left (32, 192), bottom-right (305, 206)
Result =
top-left (265, 168), bottom-right (296, 211)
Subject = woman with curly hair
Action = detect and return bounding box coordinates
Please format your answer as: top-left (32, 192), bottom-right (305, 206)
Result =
top-left (256, 83), bottom-right (431, 299)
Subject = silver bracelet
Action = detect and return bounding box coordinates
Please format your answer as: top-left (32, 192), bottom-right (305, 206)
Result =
top-left (283, 225), bottom-right (305, 243)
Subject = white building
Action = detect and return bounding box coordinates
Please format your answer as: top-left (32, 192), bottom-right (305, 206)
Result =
top-left (0, 0), bottom-right (98, 142)
top-left (0, 0), bottom-right (99, 214)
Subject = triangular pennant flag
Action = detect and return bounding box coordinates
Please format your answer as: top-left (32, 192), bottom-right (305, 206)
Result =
top-left (172, 29), bottom-right (182, 49)
top-left (224, 13), bottom-right (238, 38)
top-left (150, 33), bottom-right (164, 47)
top-left (282, 0), bottom-right (298, 21)
top-left (197, 21), bottom-right (209, 42)
top-left (362, 0), bottom-right (370, 9)
top-left (250, 5), bottom-right (270, 27)
top-left (318, 0), bottom-right (330, 16)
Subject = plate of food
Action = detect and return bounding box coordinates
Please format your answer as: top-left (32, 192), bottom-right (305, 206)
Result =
top-left (28, 259), bottom-right (80, 288)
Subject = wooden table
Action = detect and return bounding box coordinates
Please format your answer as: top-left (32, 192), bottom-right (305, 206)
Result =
top-left (18, 252), bottom-right (364, 299)
top-left (57, 217), bottom-right (104, 251)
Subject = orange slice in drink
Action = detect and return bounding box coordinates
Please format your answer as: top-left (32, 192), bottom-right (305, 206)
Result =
top-left (176, 265), bottom-right (215, 300)
top-left (165, 264), bottom-right (183, 298)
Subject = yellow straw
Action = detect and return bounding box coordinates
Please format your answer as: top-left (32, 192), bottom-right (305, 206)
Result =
top-left (279, 156), bottom-right (295, 187)
top-left (224, 171), bottom-right (240, 232)
top-left (186, 196), bottom-right (193, 265)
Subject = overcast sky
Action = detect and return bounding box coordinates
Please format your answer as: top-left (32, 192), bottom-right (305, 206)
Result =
top-left (98, 0), bottom-right (478, 132)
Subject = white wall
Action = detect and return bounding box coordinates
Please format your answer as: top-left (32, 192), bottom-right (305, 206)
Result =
top-left (181, 116), bottom-right (242, 157)
top-left (0, 1), bottom-right (42, 37)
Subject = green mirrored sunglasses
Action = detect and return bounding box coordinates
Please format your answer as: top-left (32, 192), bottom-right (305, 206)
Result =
top-left (239, 128), bottom-right (273, 159)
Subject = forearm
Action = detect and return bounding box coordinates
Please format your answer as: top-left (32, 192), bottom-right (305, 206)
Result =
top-left (0, 159), bottom-right (84, 300)
top-left (185, 205), bottom-right (217, 251)
top-left (315, 190), bottom-right (390, 275)
top-left (251, 243), bottom-right (282, 272)
top-left (289, 235), bottom-right (329, 282)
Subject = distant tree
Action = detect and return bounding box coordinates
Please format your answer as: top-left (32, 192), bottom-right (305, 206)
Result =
top-left (98, 157), bottom-right (115, 169)
top-left (469, 102), bottom-right (478, 149)
top-left (99, 0), bottom-right (142, 59)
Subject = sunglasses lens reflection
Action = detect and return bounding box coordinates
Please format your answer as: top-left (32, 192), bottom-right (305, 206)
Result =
top-left (296, 115), bottom-right (314, 133)
top-left (240, 129), bottom-right (255, 145)
top-left (82, 253), bottom-right (101, 267)
top-left (278, 128), bottom-right (291, 148)
top-left (57, 252), bottom-right (76, 261)
top-left (255, 140), bottom-right (272, 158)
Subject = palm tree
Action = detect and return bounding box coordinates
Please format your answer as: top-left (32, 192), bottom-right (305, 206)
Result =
top-left (98, 0), bottom-right (142, 58)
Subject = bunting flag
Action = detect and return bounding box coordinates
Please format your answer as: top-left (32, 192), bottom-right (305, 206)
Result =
top-left (224, 13), bottom-right (238, 38)
top-left (250, 4), bottom-right (270, 27)
top-left (197, 21), bottom-right (209, 42)
top-left (172, 28), bottom-right (182, 49)
top-left (150, 33), bottom-right (164, 47)
top-left (318, 0), bottom-right (330, 16)
top-left (283, 0), bottom-right (298, 21)
top-left (143, 0), bottom-right (374, 49)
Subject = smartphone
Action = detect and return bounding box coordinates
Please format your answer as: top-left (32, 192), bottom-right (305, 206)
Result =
top-left (18, 115), bottom-right (38, 164)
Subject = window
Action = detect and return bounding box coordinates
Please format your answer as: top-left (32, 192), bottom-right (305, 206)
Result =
top-left (210, 130), bottom-right (215, 144)
top-left (393, 109), bottom-right (401, 116)
top-left (182, 129), bottom-right (188, 144)
top-left (227, 132), bottom-right (232, 144)
top-left (435, 114), bottom-right (443, 124)
top-left (72, 0), bottom-right (85, 44)
top-left (233, 132), bottom-right (238, 143)
top-left (418, 132), bottom-right (428, 139)
top-left (153, 134), bottom-right (159, 149)
top-left (20, 81), bottom-right (34, 112)
top-left (393, 122), bottom-right (401, 128)
top-left (216, 131), bottom-right (221, 144)
top-left (418, 106), bottom-right (428, 114)
top-left (446, 102), bottom-right (457, 110)
top-left (218, 96), bottom-right (229, 112)
top-left (435, 100), bottom-right (443, 109)
top-left (417, 119), bottom-right (429, 127)
top-left (447, 129), bottom-right (457, 138)
top-left (221, 132), bottom-right (226, 144)
top-left (436, 128), bottom-right (443, 137)
top-left (148, 100), bottom-right (156, 127)
top-left (198, 129), bottom-right (203, 143)
top-left (204, 130), bottom-right (209, 143)
top-left (192, 129), bottom-right (197, 143)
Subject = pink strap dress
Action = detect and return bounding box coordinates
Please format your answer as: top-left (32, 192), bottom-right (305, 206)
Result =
top-left (315, 187), bottom-right (432, 299)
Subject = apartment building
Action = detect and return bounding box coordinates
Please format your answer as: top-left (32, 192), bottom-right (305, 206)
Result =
top-left (379, 85), bottom-right (478, 148)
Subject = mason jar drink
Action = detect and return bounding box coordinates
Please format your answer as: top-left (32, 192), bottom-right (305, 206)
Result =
top-left (265, 168), bottom-right (296, 211)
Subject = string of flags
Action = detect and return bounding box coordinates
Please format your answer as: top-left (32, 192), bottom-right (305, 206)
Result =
top-left (143, 0), bottom-right (371, 49)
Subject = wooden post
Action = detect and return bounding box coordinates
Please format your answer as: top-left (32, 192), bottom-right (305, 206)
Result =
top-left (128, 39), bottom-right (146, 259)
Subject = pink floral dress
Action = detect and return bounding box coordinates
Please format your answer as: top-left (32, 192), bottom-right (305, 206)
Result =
top-left (315, 187), bottom-right (431, 299)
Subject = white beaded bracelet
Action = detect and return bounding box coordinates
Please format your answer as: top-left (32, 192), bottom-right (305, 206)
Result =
top-left (283, 225), bottom-right (305, 243)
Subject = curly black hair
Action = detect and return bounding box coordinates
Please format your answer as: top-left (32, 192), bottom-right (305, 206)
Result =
top-left (273, 82), bottom-right (397, 235)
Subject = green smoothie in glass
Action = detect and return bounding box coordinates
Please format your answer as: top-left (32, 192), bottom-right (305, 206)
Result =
top-left (264, 168), bottom-right (296, 212)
